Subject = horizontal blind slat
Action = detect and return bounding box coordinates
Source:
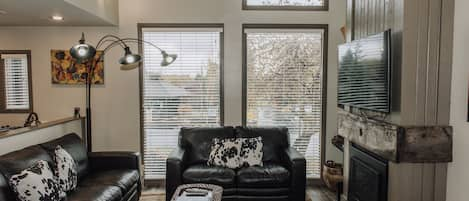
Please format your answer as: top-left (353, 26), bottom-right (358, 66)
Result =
top-left (245, 30), bottom-right (324, 178)
top-left (3, 56), bottom-right (30, 110)
top-left (142, 29), bottom-right (222, 179)
top-left (245, 0), bottom-right (325, 6)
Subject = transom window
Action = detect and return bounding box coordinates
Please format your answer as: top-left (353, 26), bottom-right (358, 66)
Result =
top-left (140, 25), bottom-right (223, 180)
top-left (0, 50), bottom-right (32, 113)
top-left (243, 25), bottom-right (327, 178)
top-left (243, 0), bottom-right (328, 10)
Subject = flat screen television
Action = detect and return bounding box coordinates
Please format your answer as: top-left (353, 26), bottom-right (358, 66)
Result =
top-left (338, 30), bottom-right (391, 113)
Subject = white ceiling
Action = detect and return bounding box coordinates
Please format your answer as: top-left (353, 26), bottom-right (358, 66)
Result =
top-left (0, 0), bottom-right (118, 26)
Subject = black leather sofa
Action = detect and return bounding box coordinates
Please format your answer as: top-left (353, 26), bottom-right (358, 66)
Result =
top-left (0, 133), bottom-right (141, 201)
top-left (166, 127), bottom-right (306, 201)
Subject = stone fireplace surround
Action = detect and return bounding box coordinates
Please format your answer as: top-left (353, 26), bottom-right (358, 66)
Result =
top-left (338, 108), bottom-right (453, 201)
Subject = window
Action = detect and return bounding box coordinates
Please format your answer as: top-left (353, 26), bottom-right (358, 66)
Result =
top-left (243, 0), bottom-right (328, 10)
top-left (243, 25), bottom-right (327, 178)
top-left (140, 24), bottom-right (223, 180)
top-left (0, 50), bottom-right (32, 113)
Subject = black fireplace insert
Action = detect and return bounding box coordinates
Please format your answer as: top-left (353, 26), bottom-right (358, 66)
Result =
top-left (348, 143), bottom-right (388, 201)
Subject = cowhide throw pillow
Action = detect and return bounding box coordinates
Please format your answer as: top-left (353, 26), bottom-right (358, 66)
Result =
top-left (207, 138), bottom-right (242, 169)
top-left (239, 137), bottom-right (263, 167)
top-left (9, 160), bottom-right (63, 201)
top-left (53, 145), bottom-right (78, 193)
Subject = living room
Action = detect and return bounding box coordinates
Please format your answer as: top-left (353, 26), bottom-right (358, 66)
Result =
top-left (0, 0), bottom-right (467, 201)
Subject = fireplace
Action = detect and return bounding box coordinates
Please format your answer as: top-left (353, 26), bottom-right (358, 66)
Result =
top-left (348, 143), bottom-right (388, 201)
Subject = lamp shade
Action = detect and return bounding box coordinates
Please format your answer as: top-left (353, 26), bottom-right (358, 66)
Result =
top-left (70, 33), bottom-right (96, 62)
top-left (119, 47), bottom-right (142, 65)
top-left (161, 51), bottom-right (177, 66)
top-left (121, 63), bottom-right (140, 71)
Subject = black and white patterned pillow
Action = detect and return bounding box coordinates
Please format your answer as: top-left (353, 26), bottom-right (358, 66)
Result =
top-left (239, 137), bottom-right (263, 167)
top-left (9, 160), bottom-right (63, 201)
top-left (53, 145), bottom-right (78, 193)
top-left (207, 138), bottom-right (241, 169)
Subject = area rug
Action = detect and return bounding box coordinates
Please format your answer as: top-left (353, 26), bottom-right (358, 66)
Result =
top-left (141, 190), bottom-right (314, 201)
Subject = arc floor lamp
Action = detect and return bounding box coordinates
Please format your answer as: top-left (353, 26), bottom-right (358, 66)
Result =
top-left (70, 33), bottom-right (177, 152)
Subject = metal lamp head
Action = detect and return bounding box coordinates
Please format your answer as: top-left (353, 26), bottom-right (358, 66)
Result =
top-left (161, 51), bottom-right (177, 67)
top-left (70, 32), bottom-right (96, 63)
top-left (119, 46), bottom-right (142, 67)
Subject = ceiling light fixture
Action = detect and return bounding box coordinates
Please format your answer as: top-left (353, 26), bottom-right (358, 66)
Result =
top-left (50, 15), bottom-right (64, 21)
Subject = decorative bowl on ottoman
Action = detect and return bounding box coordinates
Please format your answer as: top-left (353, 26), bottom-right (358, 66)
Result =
top-left (170, 183), bottom-right (223, 201)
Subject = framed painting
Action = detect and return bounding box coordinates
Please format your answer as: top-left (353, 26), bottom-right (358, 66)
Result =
top-left (51, 50), bottom-right (104, 84)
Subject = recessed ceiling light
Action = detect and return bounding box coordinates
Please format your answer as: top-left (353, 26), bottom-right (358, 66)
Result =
top-left (0, 10), bottom-right (7, 15)
top-left (50, 15), bottom-right (64, 21)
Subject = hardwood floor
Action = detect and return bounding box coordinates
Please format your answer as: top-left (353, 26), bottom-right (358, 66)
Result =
top-left (308, 186), bottom-right (336, 201)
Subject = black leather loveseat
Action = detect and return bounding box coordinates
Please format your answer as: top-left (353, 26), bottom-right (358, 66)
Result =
top-left (0, 133), bottom-right (141, 201)
top-left (166, 127), bottom-right (306, 201)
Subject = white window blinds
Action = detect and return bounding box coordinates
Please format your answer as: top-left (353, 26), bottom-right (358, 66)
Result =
top-left (244, 28), bottom-right (324, 178)
top-left (2, 54), bottom-right (30, 110)
top-left (142, 27), bottom-right (223, 179)
top-left (246, 0), bottom-right (325, 7)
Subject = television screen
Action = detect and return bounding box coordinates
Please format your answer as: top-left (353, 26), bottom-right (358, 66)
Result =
top-left (338, 30), bottom-right (391, 113)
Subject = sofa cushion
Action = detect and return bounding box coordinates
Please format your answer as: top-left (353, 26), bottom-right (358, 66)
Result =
top-left (235, 127), bottom-right (289, 163)
top-left (236, 164), bottom-right (290, 188)
top-left (207, 138), bottom-right (242, 169)
top-left (239, 137), bottom-right (263, 167)
top-left (180, 127), bottom-right (235, 165)
top-left (40, 133), bottom-right (89, 179)
top-left (67, 185), bottom-right (122, 201)
top-left (79, 169), bottom-right (139, 193)
top-left (54, 145), bottom-right (78, 193)
top-left (9, 160), bottom-right (63, 201)
top-left (0, 145), bottom-right (53, 179)
top-left (183, 164), bottom-right (236, 188)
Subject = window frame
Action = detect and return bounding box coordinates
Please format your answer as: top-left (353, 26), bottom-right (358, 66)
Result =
top-left (242, 0), bottom-right (329, 11)
top-left (137, 23), bottom-right (225, 184)
top-left (242, 24), bottom-right (328, 181)
top-left (0, 50), bottom-right (33, 113)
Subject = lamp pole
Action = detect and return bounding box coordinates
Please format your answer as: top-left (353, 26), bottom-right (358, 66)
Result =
top-left (86, 62), bottom-right (92, 152)
top-left (70, 33), bottom-right (177, 152)
top-left (85, 54), bottom-right (101, 152)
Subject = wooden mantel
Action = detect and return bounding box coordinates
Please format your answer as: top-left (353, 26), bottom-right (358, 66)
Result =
top-left (338, 109), bottom-right (452, 163)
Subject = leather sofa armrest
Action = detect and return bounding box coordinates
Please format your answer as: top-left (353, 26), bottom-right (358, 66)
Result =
top-left (88, 152), bottom-right (140, 171)
top-left (282, 147), bottom-right (306, 201)
top-left (166, 147), bottom-right (186, 201)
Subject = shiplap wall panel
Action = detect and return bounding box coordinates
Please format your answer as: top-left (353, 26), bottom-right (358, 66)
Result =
top-left (422, 164), bottom-right (436, 201)
top-left (434, 163), bottom-right (448, 201)
top-left (415, 0), bottom-right (430, 125)
top-left (352, 0), bottom-right (390, 40)
top-left (388, 163), bottom-right (424, 201)
top-left (426, 0), bottom-right (443, 125)
top-left (437, 0), bottom-right (455, 125)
